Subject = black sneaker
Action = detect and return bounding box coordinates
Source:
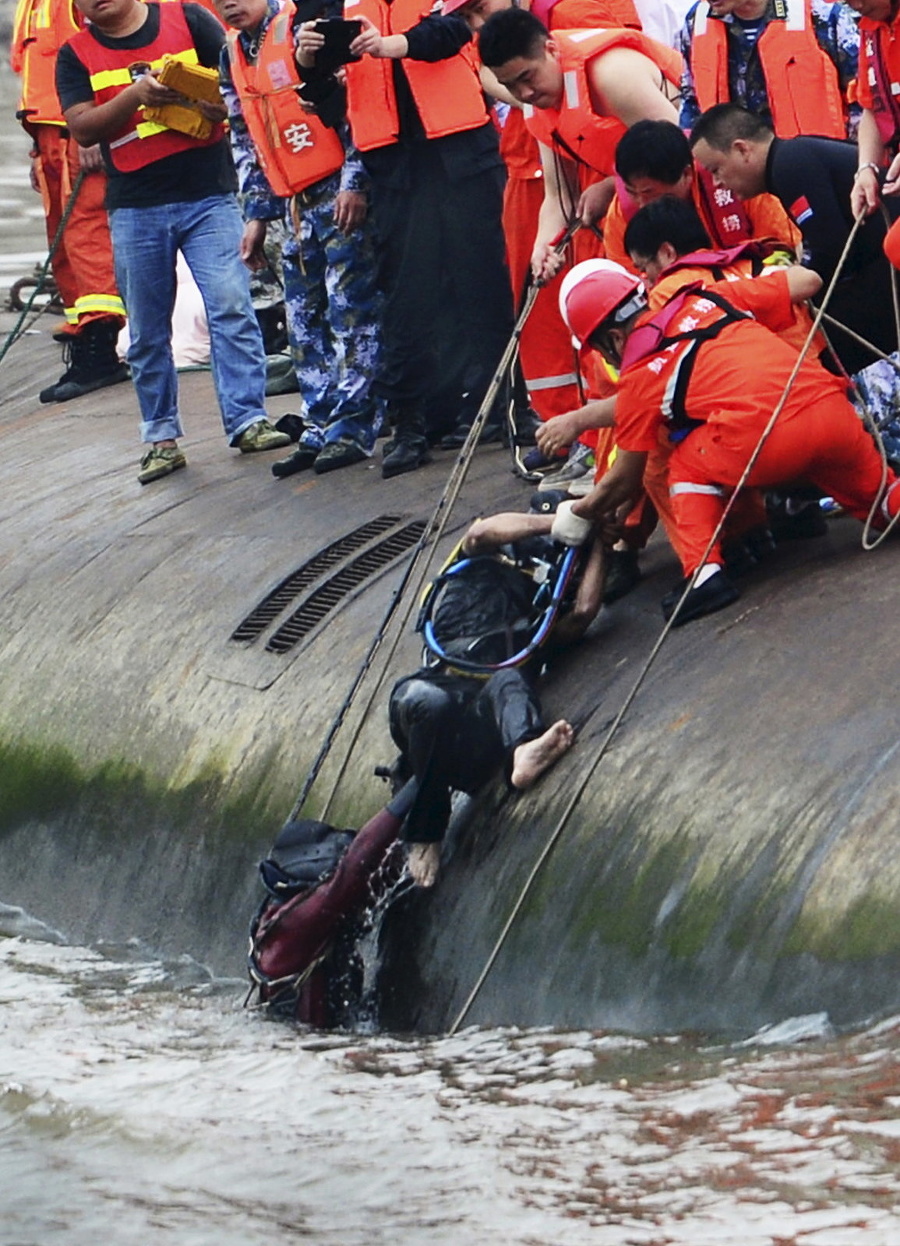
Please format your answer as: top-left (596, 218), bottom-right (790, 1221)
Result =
top-left (438, 421), bottom-right (503, 450)
top-left (529, 489), bottom-right (570, 515)
top-left (661, 569), bottom-right (739, 627)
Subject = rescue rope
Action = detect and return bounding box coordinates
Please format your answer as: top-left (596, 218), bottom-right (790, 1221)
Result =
top-left (0, 170), bottom-right (85, 368)
top-left (819, 311), bottom-right (900, 377)
top-left (449, 214), bottom-right (876, 1035)
top-left (287, 226), bottom-right (580, 824)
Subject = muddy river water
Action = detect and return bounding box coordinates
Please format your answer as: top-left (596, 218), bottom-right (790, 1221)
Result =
top-left (2, 904), bottom-right (900, 1246)
top-left (2, 57), bottom-right (900, 1246)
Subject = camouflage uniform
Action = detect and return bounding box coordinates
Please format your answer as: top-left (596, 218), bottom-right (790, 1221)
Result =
top-left (280, 172), bottom-right (383, 454)
top-left (220, 1), bottom-right (383, 455)
top-left (678, 0), bottom-right (861, 140)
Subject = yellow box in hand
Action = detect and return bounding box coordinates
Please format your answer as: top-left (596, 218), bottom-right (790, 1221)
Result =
top-left (155, 55), bottom-right (222, 105)
top-left (143, 56), bottom-right (222, 140)
top-left (143, 101), bottom-right (213, 140)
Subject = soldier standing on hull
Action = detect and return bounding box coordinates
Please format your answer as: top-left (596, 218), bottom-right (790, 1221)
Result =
top-left (216, 0), bottom-right (384, 477)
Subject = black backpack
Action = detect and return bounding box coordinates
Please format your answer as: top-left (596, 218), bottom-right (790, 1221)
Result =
top-left (258, 818), bottom-right (356, 899)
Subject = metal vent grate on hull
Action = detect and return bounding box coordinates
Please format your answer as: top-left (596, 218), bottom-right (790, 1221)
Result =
top-left (265, 520), bottom-right (427, 653)
top-left (230, 514), bottom-right (405, 643)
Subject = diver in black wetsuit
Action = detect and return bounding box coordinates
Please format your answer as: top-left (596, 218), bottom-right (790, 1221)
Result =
top-left (388, 507), bottom-right (604, 886)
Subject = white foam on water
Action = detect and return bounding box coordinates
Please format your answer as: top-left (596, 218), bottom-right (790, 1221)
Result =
top-left (3, 932), bottom-right (900, 1245)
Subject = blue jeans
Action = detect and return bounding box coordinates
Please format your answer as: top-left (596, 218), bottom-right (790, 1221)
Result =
top-left (110, 195), bottom-right (267, 445)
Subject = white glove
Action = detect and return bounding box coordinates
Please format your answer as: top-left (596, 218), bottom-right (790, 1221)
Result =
top-left (551, 500), bottom-right (592, 547)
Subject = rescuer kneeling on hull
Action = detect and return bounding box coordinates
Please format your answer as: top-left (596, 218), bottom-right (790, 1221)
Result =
top-left (552, 259), bottom-right (900, 626)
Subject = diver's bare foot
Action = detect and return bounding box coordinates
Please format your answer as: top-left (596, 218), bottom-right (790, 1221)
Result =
top-left (511, 720), bottom-right (574, 790)
top-left (408, 842), bottom-right (441, 888)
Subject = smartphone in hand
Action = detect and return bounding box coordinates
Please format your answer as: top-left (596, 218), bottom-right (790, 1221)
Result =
top-left (312, 19), bottom-right (363, 67)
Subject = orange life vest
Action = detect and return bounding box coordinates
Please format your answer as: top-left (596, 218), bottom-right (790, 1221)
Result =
top-left (524, 28), bottom-right (682, 178)
top-left (11, 0), bottom-right (83, 127)
top-left (689, 0), bottom-right (846, 140)
top-left (66, 2), bottom-right (225, 173)
top-left (344, 0), bottom-right (488, 152)
top-left (226, 1), bottom-right (345, 196)
top-left (496, 1), bottom-right (640, 182)
top-left (859, 15), bottom-right (900, 149)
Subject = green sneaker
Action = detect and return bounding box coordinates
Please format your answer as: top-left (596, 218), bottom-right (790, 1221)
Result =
top-left (236, 419), bottom-right (292, 453)
top-left (138, 444), bottom-right (187, 485)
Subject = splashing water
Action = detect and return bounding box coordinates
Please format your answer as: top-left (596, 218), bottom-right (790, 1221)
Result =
top-left (3, 918), bottom-right (900, 1246)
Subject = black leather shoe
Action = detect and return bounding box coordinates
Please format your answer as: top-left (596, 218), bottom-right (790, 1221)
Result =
top-left (661, 568), bottom-right (739, 627)
top-left (314, 441), bottom-right (367, 474)
top-left (438, 421), bottom-right (503, 450)
top-left (382, 438), bottom-right (431, 479)
top-left (272, 445), bottom-right (318, 478)
top-left (602, 550), bottom-right (642, 605)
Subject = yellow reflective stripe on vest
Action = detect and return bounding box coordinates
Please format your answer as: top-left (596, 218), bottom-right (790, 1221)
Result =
top-left (135, 119), bottom-right (170, 138)
top-left (90, 67), bottom-right (134, 90)
top-left (89, 48), bottom-right (200, 92)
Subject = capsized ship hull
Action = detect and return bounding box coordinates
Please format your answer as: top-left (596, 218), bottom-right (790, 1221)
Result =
top-left (2, 331), bottom-right (900, 1036)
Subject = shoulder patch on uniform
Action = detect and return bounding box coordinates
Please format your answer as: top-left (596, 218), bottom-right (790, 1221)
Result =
top-left (789, 195), bottom-right (813, 225)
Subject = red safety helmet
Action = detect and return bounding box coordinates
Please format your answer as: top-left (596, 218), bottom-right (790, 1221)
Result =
top-left (559, 260), bottom-right (645, 346)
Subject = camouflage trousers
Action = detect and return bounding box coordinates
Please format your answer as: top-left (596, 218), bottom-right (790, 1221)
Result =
top-left (853, 352), bottom-right (900, 469)
top-left (282, 175), bottom-right (383, 454)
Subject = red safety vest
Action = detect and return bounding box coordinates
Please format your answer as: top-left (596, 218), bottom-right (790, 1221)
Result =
top-left (226, 1), bottom-right (345, 196)
top-left (66, 2), bottom-right (224, 173)
top-left (344, 0), bottom-right (488, 152)
top-left (11, 0), bottom-right (83, 127)
top-left (689, 0), bottom-right (846, 140)
top-left (524, 28), bottom-right (682, 177)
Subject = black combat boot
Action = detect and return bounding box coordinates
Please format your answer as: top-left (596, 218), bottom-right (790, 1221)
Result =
top-left (39, 318), bottom-right (129, 404)
top-left (382, 404), bottom-right (431, 479)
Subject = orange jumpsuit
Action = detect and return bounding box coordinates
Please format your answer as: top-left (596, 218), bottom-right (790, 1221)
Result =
top-left (638, 253), bottom-right (821, 562)
top-left (520, 24), bottom-right (679, 473)
top-left (499, 0), bottom-right (641, 428)
top-left (11, 0), bottom-right (124, 333)
top-left (615, 272), bottom-right (899, 574)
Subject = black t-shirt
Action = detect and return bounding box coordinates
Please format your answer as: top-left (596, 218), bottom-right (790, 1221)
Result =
top-left (56, 2), bottom-right (237, 210)
top-left (766, 134), bottom-right (900, 372)
top-left (765, 134), bottom-right (897, 281)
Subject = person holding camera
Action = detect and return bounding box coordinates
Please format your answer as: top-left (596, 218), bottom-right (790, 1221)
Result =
top-left (298, 1), bottom-right (514, 476)
top-left (57, 0), bottom-right (287, 485)
top-left (216, 0), bottom-right (385, 476)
